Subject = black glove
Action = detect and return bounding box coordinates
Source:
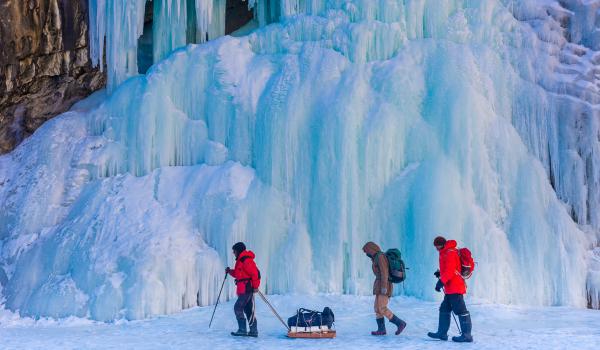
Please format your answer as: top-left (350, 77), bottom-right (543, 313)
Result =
top-left (435, 279), bottom-right (444, 292)
top-left (225, 267), bottom-right (231, 274)
top-left (434, 270), bottom-right (440, 278)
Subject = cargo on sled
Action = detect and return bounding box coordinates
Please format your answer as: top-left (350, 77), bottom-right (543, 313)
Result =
top-left (286, 307), bottom-right (336, 339)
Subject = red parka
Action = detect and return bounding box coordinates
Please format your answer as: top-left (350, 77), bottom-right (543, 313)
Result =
top-left (439, 240), bottom-right (466, 295)
top-left (228, 250), bottom-right (260, 296)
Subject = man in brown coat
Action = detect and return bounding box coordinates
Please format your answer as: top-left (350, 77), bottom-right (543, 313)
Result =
top-left (363, 242), bottom-right (407, 336)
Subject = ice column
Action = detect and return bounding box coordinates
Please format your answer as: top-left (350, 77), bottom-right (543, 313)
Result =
top-left (153, 0), bottom-right (189, 62)
top-left (195, 0), bottom-right (215, 42)
top-left (89, 0), bottom-right (230, 91)
top-left (89, 0), bottom-right (147, 91)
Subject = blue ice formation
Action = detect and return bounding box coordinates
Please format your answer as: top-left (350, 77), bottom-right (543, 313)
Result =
top-left (1, 0), bottom-right (600, 320)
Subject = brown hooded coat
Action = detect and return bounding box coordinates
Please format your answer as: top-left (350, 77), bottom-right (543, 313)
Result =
top-left (362, 242), bottom-right (393, 297)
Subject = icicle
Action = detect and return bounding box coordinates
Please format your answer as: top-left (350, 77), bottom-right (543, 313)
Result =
top-left (153, 0), bottom-right (189, 62)
top-left (207, 0), bottom-right (227, 41)
top-left (281, 0), bottom-right (300, 17)
top-left (88, 0), bottom-right (106, 71)
top-left (194, 0), bottom-right (214, 42)
top-left (89, 0), bottom-right (147, 92)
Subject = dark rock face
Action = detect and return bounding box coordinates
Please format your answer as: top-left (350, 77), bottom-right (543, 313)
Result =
top-left (0, 0), bottom-right (106, 154)
top-left (226, 0), bottom-right (253, 34)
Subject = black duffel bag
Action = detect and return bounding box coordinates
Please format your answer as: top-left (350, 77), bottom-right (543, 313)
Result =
top-left (287, 307), bottom-right (335, 329)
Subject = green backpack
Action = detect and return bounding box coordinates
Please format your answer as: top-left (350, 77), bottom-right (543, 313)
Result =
top-left (383, 248), bottom-right (406, 283)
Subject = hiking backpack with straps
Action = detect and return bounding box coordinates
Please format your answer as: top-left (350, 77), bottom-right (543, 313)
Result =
top-left (458, 247), bottom-right (475, 279)
top-left (378, 248), bottom-right (406, 283)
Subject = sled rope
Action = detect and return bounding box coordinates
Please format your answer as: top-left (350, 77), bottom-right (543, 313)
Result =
top-left (257, 290), bottom-right (290, 331)
top-left (249, 292), bottom-right (257, 326)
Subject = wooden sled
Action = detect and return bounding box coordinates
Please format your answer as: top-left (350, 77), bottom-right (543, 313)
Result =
top-left (287, 326), bottom-right (336, 339)
top-left (287, 330), bottom-right (336, 339)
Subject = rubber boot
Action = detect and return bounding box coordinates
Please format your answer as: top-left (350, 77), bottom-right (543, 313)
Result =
top-left (231, 318), bottom-right (247, 336)
top-left (452, 313), bottom-right (473, 343)
top-left (371, 317), bottom-right (386, 336)
top-left (427, 311), bottom-right (450, 341)
top-left (248, 319), bottom-right (258, 337)
top-left (389, 315), bottom-right (407, 335)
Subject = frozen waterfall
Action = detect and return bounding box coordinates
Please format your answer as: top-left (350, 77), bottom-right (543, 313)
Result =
top-left (1, 0), bottom-right (599, 320)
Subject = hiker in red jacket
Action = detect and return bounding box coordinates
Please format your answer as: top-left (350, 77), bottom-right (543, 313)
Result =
top-left (225, 242), bottom-right (260, 337)
top-left (427, 236), bottom-right (473, 343)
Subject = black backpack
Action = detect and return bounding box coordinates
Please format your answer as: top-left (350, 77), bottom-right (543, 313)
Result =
top-left (287, 307), bottom-right (335, 329)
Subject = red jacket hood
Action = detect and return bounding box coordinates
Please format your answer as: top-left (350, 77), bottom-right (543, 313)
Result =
top-left (237, 250), bottom-right (255, 260)
top-left (442, 240), bottom-right (457, 251)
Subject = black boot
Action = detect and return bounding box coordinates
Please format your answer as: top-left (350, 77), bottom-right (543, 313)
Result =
top-left (427, 311), bottom-right (450, 341)
top-left (248, 318), bottom-right (258, 337)
top-left (371, 317), bottom-right (386, 335)
top-left (389, 315), bottom-right (407, 335)
top-left (231, 318), bottom-right (247, 336)
top-left (452, 313), bottom-right (473, 343)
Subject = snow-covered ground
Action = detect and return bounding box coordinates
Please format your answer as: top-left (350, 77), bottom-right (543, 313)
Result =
top-left (1, 294), bottom-right (598, 349)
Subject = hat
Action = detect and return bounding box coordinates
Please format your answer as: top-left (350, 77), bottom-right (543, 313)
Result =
top-left (232, 242), bottom-right (246, 256)
top-left (433, 236), bottom-right (446, 247)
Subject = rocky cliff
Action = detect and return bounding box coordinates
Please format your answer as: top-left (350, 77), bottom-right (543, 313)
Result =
top-left (0, 0), bottom-right (105, 154)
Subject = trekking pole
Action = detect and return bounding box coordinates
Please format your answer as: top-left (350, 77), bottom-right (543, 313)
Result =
top-left (452, 312), bottom-right (461, 334)
top-left (257, 290), bottom-right (291, 332)
top-left (209, 271), bottom-right (228, 328)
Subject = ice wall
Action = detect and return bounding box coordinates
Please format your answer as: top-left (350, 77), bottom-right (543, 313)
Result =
top-left (502, 0), bottom-right (600, 304)
top-left (88, 0), bottom-right (347, 91)
top-left (0, 95), bottom-right (299, 320)
top-left (89, 0), bottom-right (229, 91)
top-left (1, 0), bottom-right (598, 320)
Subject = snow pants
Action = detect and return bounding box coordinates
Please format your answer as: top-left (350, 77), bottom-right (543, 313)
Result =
top-left (374, 294), bottom-right (394, 319)
top-left (234, 292), bottom-right (256, 323)
top-left (439, 293), bottom-right (468, 316)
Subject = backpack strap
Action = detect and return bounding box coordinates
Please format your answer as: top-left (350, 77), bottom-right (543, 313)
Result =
top-left (373, 251), bottom-right (382, 270)
top-left (374, 251), bottom-right (392, 283)
top-left (444, 248), bottom-right (463, 279)
top-left (374, 251), bottom-right (385, 265)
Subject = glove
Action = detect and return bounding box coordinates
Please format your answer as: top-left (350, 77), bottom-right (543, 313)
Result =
top-left (381, 288), bottom-right (388, 295)
top-left (253, 288), bottom-right (259, 293)
top-left (225, 267), bottom-right (231, 274)
top-left (435, 279), bottom-right (444, 292)
top-left (434, 270), bottom-right (440, 278)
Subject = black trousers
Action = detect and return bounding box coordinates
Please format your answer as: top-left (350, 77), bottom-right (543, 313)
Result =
top-left (234, 292), bottom-right (255, 322)
top-left (439, 293), bottom-right (469, 315)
